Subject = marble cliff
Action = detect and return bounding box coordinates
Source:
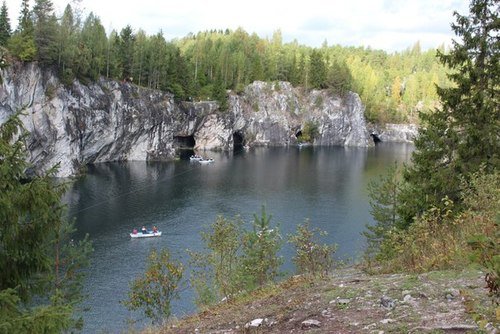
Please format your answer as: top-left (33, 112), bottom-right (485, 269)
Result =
top-left (1, 63), bottom-right (413, 177)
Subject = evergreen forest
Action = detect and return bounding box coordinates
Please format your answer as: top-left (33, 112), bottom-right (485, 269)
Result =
top-left (0, 0), bottom-right (451, 122)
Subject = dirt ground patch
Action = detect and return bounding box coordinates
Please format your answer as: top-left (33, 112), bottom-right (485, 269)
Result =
top-left (147, 267), bottom-right (498, 333)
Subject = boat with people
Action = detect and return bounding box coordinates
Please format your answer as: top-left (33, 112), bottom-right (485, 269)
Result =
top-left (130, 231), bottom-right (162, 238)
top-left (189, 154), bottom-right (203, 162)
top-left (198, 158), bottom-right (214, 164)
top-left (130, 226), bottom-right (162, 238)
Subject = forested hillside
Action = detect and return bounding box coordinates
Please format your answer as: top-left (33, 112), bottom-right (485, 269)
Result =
top-left (0, 0), bottom-right (450, 123)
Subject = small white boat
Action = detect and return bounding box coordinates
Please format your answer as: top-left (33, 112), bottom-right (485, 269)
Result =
top-left (198, 158), bottom-right (214, 164)
top-left (190, 155), bottom-right (203, 162)
top-left (130, 231), bottom-right (162, 238)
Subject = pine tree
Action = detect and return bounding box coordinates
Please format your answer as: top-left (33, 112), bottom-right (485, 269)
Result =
top-left (132, 29), bottom-right (147, 86)
top-left (80, 13), bottom-right (107, 80)
top-left (0, 1), bottom-right (11, 46)
top-left (119, 25), bottom-right (135, 80)
top-left (297, 53), bottom-right (307, 88)
top-left (18, 0), bottom-right (32, 33)
top-left (309, 49), bottom-right (327, 89)
top-left (145, 32), bottom-right (167, 89)
top-left (164, 43), bottom-right (191, 99)
top-left (326, 59), bottom-right (353, 95)
top-left (0, 114), bottom-right (92, 332)
top-left (288, 52), bottom-right (299, 86)
top-left (56, 4), bottom-right (78, 83)
top-left (399, 0), bottom-right (499, 227)
top-left (212, 75), bottom-right (228, 111)
top-left (33, 0), bottom-right (58, 65)
top-left (7, 0), bottom-right (36, 61)
top-left (106, 30), bottom-right (122, 79)
top-left (363, 163), bottom-right (402, 259)
top-left (240, 206), bottom-right (283, 288)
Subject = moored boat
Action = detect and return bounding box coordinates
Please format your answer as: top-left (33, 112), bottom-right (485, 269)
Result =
top-left (190, 155), bottom-right (203, 162)
top-left (198, 158), bottom-right (214, 164)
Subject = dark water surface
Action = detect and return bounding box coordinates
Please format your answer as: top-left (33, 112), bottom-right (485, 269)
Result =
top-left (67, 144), bottom-right (413, 333)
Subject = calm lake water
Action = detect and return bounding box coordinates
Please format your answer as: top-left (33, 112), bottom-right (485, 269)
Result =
top-left (67, 143), bottom-right (413, 333)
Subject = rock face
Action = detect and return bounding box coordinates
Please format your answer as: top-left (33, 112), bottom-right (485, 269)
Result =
top-left (230, 81), bottom-right (370, 147)
top-left (1, 63), bottom-right (373, 177)
top-left (369, 123), bottom-right (418, 143)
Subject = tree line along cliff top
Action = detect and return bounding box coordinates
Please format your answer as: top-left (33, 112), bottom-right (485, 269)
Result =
top-left (0, 0), bottom-right (450, 124)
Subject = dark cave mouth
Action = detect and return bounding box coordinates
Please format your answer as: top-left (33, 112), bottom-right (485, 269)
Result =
top-left (371, 133), bottom-right (382, 144)
top-left (174, 135), bottom-right (196, 148)
top-left (233, 131), bottom-right (244, 151)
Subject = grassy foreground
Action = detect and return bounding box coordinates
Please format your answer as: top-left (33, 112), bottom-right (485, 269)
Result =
top-left (141, 266), bottom-right (497, 333)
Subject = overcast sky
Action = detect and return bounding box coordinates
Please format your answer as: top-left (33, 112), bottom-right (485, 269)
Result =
top-left (4, 0), bottom-right (469, 52)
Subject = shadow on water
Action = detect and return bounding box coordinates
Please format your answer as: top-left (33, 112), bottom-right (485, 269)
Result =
top-left (66, 143), bottom-right (413, 333)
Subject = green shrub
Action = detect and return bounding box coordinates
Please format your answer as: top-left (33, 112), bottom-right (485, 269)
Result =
top-left (188, 252), bottom-right (217, 308)
top-left (464, 171), bottom-right (500, 300)
top-left (313, 95), bottom-right (323, 108)
top-left (298, 120), bottom-right (319, 143)
top-left (240, 206), bottom-right (283, 289)
top-left (288, 220), bottom-right (337, 277)
top-left (123, 248), bottom-right (183, 324)
top-left (189, 215), bottom-right (244, 307)
top-left (374, 170), bottom-right (499, 275)
top-left (189, 207), bottom-right (284, 309)
top-left (45, 83), bottom-right (56, 99)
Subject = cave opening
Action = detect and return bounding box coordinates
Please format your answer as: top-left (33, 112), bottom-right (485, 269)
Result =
top-left (370, 133), bottom-right (382, 144)
top-left (233, 131), bottom-right (244, 152)
top-left (178, 149), bottom-right (196, 160)
top-left (173, 135), bottom-right (196, 149)
top-left (296, 130), bottom-right (303, 141)
top-left (174, 135), bottom-right (196, 160)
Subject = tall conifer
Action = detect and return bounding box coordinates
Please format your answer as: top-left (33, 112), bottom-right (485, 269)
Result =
top-left (309, 49), bottom-right (327, 89)
top-left (7, 0), bottom-right (36, 61)
top-left (33, 0), bottom-right (58, 65)
top-left (0, 1), bottom-right (11, 46)
top-left (18, 0), bottom-right (32, 33)
top-left (0, 115), bottom-right (92, 332)
top-left (398, 0), bottom-right (499, 227)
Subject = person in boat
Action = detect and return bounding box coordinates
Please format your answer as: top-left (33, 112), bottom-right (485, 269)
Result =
top-left (152, 225), bottom-right (158, 233)
top-left (132, 228), bottom-right (138, 234)
top-left (141, 226), bottom-right (148, 234)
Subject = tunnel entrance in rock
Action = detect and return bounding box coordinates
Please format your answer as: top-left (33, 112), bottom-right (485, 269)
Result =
top-left (370, 133), bottom-right (381, 144)
top-left (296, 130), bottom-right (303, 141)
top-left (178, 149), bottom-right (196, 160)
top-left (174, 135), bottom-right (196, 161)
top-left (174, 135), bottom-right (195, 149)
top-left (233, 131), bottom-right (244, 152)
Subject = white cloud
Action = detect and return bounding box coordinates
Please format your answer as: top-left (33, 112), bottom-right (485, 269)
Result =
top-left (4, 0), bottom-right (469, 52)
